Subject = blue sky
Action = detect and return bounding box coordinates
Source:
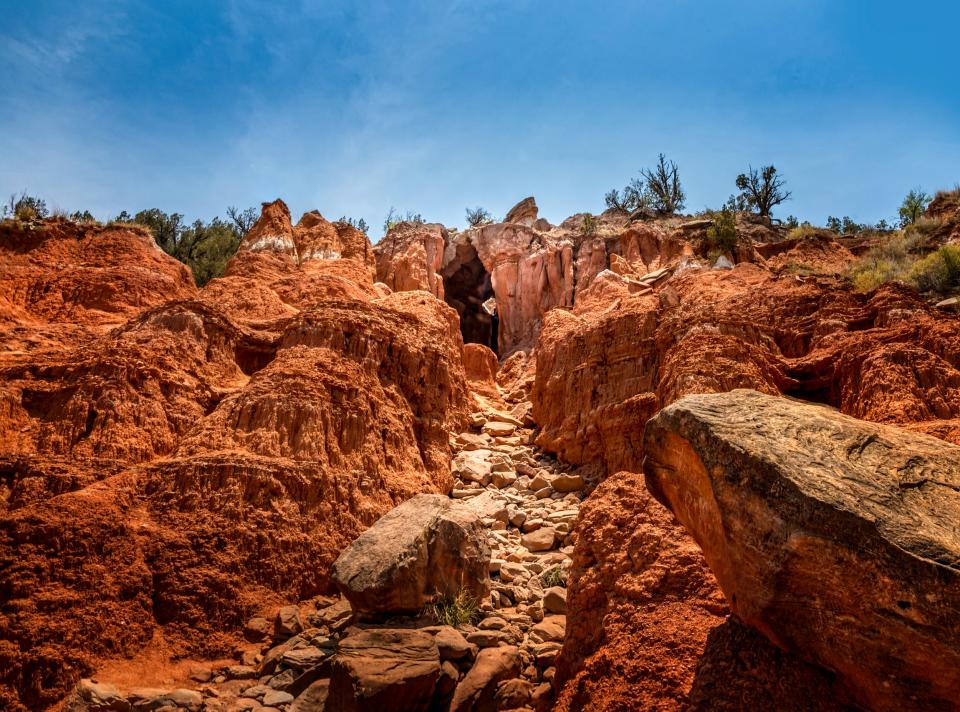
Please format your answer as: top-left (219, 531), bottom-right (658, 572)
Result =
top-left (1, 1), bottom-right (958, 236)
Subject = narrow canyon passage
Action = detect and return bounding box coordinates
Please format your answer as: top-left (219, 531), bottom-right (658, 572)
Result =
top-left (442, 245), bottom-right (499, 355)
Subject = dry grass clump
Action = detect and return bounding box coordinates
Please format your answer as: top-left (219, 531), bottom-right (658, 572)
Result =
top-left (849, 232), bottom-right (924, 292)
top-left (540, 565), bottom-right (566, 588)
top-left (849, 231), bottom-right (960, 294)
top-left (428, 590), bottom-right (481, 627)
top-left (908, 245), bottom-right (960, 293)
top-left (786, 224), bottom-right (830, 240)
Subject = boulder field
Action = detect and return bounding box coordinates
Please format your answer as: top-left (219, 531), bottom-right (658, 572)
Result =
top-left (2, 196), bottom-right (960, 711)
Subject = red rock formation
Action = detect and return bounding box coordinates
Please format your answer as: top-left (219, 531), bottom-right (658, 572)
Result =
top-left (462, 343), bottom-right (500, 401)
top-left (554, 471), bottom-right (727, 709)
top-left (533, 264), bottom-right (960, 474)
top-left (0, 203), bottom-right (469, 711)
top-left (0, 219), bottom-right (197, 361)
top-left (374, 222), bottom-right (447, 300)
top-left (554, 471), bottom-right (846, 712)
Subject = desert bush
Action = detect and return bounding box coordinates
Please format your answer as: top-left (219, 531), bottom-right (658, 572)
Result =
top-left (606, 153), bottom-right (684, 215)
top-left (899, 189), bottom-right (931, 226)
top-left (5, 192), bottom-right (49, 221)
top-left (735, 165), bottom-right (791, 218)
top-left (70, 210), bottom-right (97, 223)
top-left (605, 180), bottom-right (650, 214)
top-left (642, 153), bottom-right (686, 215)
top-left (908, 245), bottom-right (960, 293)
top-left (903, 215), bottom-right (943, 238)
top-left (172, 217), bottom-right (242, 286)
top-left (383, 207), bottom-right (424, 233)
top-left (787, 224), bottom-right (825, 240)
top-left (226, 206), bottom-right (258, 237)
top-left (337, 216), bottom-right (370, 234)
top-left (541, 565), bottom-right (566, 588)
top-left (465, 206), bottom-right (492, 227)
top-left (580, 214), bottom-right (598, 236)
top-left (848, 232), bottom-right (925, 292)
top-left (428, 590), bottom-right (480, 627)
top-left (133, 209), bottom-right (184, 253)
top-left (705, 208), bottom-right (738, 255)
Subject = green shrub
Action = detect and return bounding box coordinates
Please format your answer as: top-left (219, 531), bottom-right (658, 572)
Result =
top-left (908, 245), bottom-right (960, 293)
top-left (383, 207), bottom-right (424, 233)
top-left (541, 565), bottom-right (566, 588)
top-left (465, 206), bottom-right (493, 227)
top-left (580, 214), bottom-right (598, 236)
top-left (5, 192), bottom-right (49, 221)
top-left (899, 189), bottom-right (931, 226)
top-left (606, 153), bottom-right (685, 215)
top-left (427, 590), bottom-right (480, 627)
top-left (705, 208), bottom-right (737, 255)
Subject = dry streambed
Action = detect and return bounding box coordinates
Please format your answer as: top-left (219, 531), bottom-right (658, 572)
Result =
top-left (68, 404), bottom-right (591, 712)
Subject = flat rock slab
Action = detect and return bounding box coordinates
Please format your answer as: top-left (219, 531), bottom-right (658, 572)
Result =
top-left (332, 494), bottom-right (490, 614)
top-left (327, 629), bottom-right (440, 712)
top-left (644, 389), bottom-right (960, 712)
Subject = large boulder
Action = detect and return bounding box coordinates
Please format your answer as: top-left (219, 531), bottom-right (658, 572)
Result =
top-left (332, 494), bottom-right (490, 614)
top-left (327, 629), bottom-right (440, 711)
top-left (644, 389), bottom-right (960, 711)
top-left (504, 196), bottom-right (539, 226)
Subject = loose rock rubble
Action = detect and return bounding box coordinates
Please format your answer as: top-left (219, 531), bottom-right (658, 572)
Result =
top-left (64, 401), bottom-right (589, 712)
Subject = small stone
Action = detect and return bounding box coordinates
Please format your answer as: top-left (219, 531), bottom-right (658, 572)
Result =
top-left (522, 527), bottom-right (556, 552)
top-left (282, 646), bottom-right (331, 670)
top-left (478, 616), bottom-right (508, 630)
top-left (426, 625), bottom-right (475, 661)
top-left (311, 599), bottom-right (352, 631)
top-left (241, 684), bottom-right (270, 699)
top-left (262, 690), bottom-right (294, 706)
top-left (529, 473), bottom-right (551, 490)
top-left (542, 586), bottom-right (567, 614)
top-left (467, 629), bottom-right (511, 648)
top-left (492, 470), bottom-right (518, 489)
top-left (244, 616), bottom-right (272, 642)
top-left (74, 680), bottom-right (129, 711)
top-left (437, 660), bottom-right (459, 698)
top-left (532, 642), bottom-right (562, 667)
top-left (532, 681), bottom-right (554, 712)
top-left (551, 474), bottom-right (584, 492)
top-left (531, 615), bottom-right (566, 643)
top-left (483, 421), bottom-right (516, 437)
top-left (521, 519), bottom-right (542, 533)
top-left (499, 562), bottom-right (529, 584)
top-left (275, 605), bottom-right (303, 638)
top-left (494, 678), bottom-right (535, 708)
top-left (224, 665), bottom-right (258, 680)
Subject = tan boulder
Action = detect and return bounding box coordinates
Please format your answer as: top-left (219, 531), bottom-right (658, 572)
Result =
top-left (450, 645), bottom-right (522, 712)
top-left (504, 196), bottom-right (539, 226)
top-left (644, 389), bottom-right (960, 711)
top-left (331, 495), bottom-right (490, 614)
